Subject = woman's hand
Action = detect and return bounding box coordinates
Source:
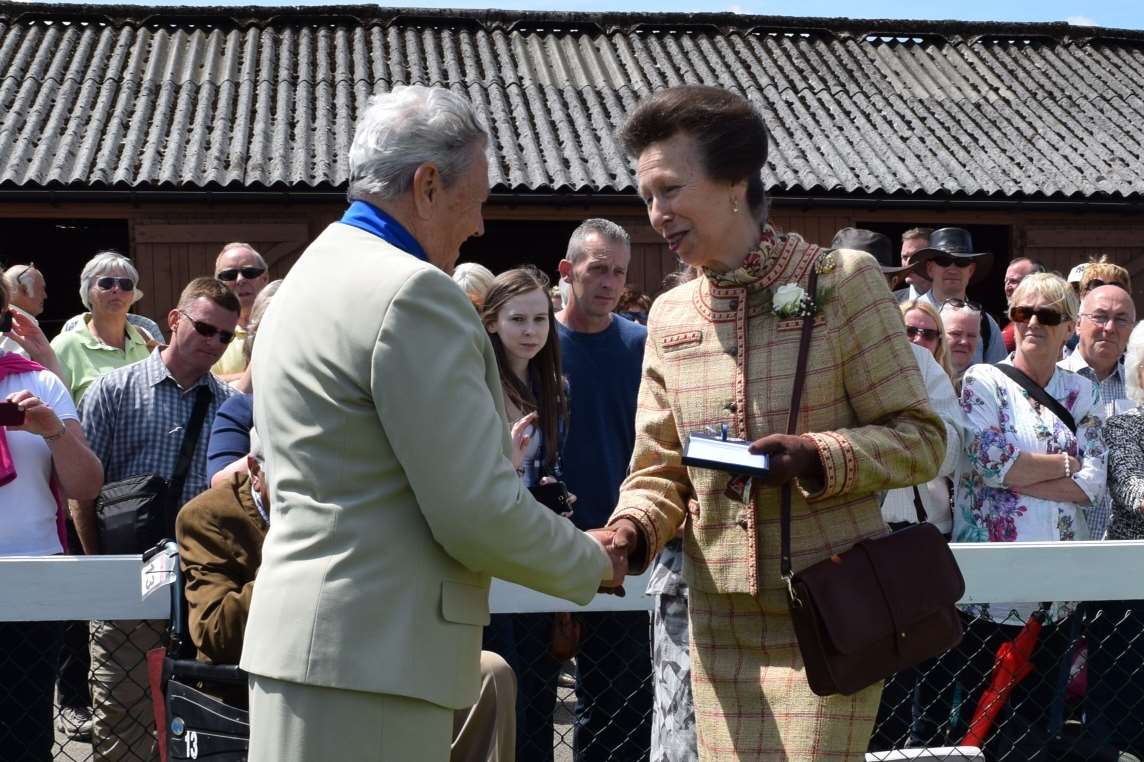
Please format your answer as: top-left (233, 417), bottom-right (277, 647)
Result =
top-left (510, 412), bottom-right (538, 473)
top-left (4, 390), bottom-right (63, 437)
top-left (6, 311), bottom-right (52, 359)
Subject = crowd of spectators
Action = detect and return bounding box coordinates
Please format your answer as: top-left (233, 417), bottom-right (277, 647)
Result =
top-left (0, 88), bottom-right (1141, 762)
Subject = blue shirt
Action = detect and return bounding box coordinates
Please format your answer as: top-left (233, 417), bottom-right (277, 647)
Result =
top-left (558, 315), bottom-right (647, 530)
top-left (206, 392), bottom-right (254, 482)
top-left (339, 200), bottom-right (427, 261)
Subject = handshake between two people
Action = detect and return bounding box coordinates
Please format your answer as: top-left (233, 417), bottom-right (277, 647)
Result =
top-left (579, 433), bottom-right (825, 598)
top-left (586, 519), bottom-right (642, 597)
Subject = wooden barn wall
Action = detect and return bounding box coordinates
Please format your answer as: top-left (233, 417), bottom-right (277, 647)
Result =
top-left (0, 200), bottom-right (1141, 320)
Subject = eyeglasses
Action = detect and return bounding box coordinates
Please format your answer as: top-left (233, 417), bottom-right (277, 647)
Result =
top-left (178, 310), bottom-right (235, 344)
top-left (216, 267), bottom-right (266, 282)
top-left (906, 326), bottom-right (940, 341)
top-left (941, 298), bottom-right (983, 313)
top-left (1009, 305), bottom-right (1065, 326)
top-left (96, 276), bottom-right (135, 292)
top-left (930, 255), bottom-right (975, 269)
top-left (1080, 312), bottom-right (1133, 329)
top-left (14, 264), bottom-right (35, 288)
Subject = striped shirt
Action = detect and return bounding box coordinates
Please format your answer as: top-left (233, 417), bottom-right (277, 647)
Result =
top-left (79, 349), bottom-right (234, 507)
top-left (1058, 350), bottom-right (1128, 539)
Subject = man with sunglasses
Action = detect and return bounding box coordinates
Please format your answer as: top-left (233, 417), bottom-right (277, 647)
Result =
top-left (72, 277), bottom-right (239, 761)
top-left (1058, 284), bottom-right (1137, 539)
top-left (0, 264), bottom-right (62, 375)
top-left (212, 243), bottom-right (270, 383)
top-left (912, 227), bottom-right (1007, 366)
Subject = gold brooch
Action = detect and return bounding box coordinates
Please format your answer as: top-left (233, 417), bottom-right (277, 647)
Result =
top-left (814, 252), bottom-right (837, 274)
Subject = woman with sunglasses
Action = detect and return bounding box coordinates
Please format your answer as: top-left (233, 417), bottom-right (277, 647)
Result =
top-left (946, 272), bottom-right (1106, 755)
top-left (50, 252), bottom-right (157, 404)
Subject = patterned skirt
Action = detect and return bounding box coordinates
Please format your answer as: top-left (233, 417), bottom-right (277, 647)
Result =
top-left (688, 588), bottom-right (881, 761)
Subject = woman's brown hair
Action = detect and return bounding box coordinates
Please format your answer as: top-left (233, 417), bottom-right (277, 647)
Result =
top-left (481, 266), bottom-right (568, 470)
top-left (619, 85), bottom-right (769, 220)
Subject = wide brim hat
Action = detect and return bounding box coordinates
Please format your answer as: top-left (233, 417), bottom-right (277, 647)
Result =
top-left (830, 227), bottom-right (909, 275)
top-left (908, 227), bottom-right (993, 285)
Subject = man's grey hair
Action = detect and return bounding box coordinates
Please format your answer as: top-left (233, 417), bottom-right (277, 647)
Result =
top-left (1125, 322), bottom-right (1144, 405)
top-left (565, 219), bottom-right (631, 264)
top-left (348, 86), bottom-right (489, 202)
top-left (79, 251), bottom-right (143, 309)
top-left (216, 242), bottom-right (267, 271)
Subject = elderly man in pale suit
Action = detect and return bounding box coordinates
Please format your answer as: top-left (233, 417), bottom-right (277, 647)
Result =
top-left (241, 86), bottom-right (626, 761)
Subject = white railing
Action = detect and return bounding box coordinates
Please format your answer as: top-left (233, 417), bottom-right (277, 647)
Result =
top-left (2, 541), bottom-right (1143, 621)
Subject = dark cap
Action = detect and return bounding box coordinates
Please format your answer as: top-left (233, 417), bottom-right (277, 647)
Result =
top-left (831, 227), bottom-right (909, 274)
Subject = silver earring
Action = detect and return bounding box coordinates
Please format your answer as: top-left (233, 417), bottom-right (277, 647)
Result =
top-left (731, 198), bottom-right (740, 214)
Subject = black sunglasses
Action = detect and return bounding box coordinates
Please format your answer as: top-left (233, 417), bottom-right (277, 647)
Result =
top-left (906, 326), bottom-right (940, 341)
top-left (941, 298), bottom-right (983, 312)
top-left (1009, 305), bottom-right (1065, 326)
top-left (216, 267), bottom-right (266, 282)
top-left (178, 310), bottom-right (235, 344)
top-left (930, 255), bottom-right (975, 269)
top-left (96, 276), bottom-right (135, 292)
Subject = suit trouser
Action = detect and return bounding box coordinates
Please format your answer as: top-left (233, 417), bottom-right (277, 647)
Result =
top-left (89, 619), bottom-right (163, 761)
top-left (451, 651), bottom-right (517, 762)
top-left (249, 674), bottom-right (453, 762)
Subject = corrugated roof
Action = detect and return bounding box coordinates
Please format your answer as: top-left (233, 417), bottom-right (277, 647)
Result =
top-left (1, 4), bottom-right (1143, 199)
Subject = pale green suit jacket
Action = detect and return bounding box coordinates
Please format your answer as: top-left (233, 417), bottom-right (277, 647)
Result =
top-left (241, 221), bottom-right (610, 709)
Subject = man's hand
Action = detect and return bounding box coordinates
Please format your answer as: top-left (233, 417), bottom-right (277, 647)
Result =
top-left (748, 433), bottom-right (824, 487)
top-left (587, 527), bottom-right (629, 596)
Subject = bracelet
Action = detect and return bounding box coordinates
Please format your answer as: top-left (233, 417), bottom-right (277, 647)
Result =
top-left (1063, 453), bottom-right (1072, 479)
top-left (42, 423), bottom-right (67, 442)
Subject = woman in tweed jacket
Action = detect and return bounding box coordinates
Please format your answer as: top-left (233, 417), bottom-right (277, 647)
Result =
top-left (602, 86), bottom-right (946, 760)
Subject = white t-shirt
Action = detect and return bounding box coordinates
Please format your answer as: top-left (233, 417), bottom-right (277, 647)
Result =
top-left (0, 367), bottom-right (79, 556)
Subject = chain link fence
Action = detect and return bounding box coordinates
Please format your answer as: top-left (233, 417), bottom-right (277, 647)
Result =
top-left (2, 549), bottom-right (1144, 761)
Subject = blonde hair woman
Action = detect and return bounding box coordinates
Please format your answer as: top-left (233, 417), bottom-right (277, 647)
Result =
top-left (901, 299), bottom-right (954, 381)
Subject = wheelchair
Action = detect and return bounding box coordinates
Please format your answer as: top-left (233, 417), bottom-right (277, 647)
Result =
top-left (145, 540), bottom-right (250, 761)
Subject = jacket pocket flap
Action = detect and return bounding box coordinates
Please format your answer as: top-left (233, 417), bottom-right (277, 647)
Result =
top-left (441, 580), bottom-right (491, 626)
top-left (662, 330), bottom-right (703, 352)
top-left (796, 525), bottom-right (964, 655)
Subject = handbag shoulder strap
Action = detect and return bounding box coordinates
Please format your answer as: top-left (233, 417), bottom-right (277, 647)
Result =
top-left (780, 263), bottom-right (820, 583)
top-left (167, 385), bottom-right (214, 507)
top-left (993, 362), bottom-right (1077, 434)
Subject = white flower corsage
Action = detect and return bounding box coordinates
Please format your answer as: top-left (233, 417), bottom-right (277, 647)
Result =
top-left (772, 282), bottom-right (817, 318)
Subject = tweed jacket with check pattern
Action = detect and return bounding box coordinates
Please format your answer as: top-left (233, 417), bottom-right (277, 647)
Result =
top-left (609, 232), bottom-right (946, 600)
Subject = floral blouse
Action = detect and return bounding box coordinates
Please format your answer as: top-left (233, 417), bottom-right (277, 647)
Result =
top-left (953, 360), bottom-right (1107, 624)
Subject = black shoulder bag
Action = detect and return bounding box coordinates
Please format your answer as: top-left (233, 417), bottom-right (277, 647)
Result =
top-left (993, 363), bottom-right (1077, 434)
top-left (783, 263), bottom-right (965, 697)
top-left (96, 386), bottom-right (213, 554)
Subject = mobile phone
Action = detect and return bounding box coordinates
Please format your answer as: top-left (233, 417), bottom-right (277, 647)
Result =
top-left (529, 481), bottom-right (570, 514)
top-left (0, 310), bottom-right (12, 334)
top-left (0, 401), bottom-right (25, 426)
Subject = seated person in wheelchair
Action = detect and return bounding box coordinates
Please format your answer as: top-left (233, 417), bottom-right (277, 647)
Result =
top-left (176, 429), bottom-right (518, 762)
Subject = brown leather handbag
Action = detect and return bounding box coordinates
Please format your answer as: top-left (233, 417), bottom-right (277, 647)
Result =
top-left (781, 264), bottom-right (965, 697)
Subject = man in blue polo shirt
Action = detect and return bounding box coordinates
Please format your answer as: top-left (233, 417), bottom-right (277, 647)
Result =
top-left (556, 218), bottom-right (651, 761)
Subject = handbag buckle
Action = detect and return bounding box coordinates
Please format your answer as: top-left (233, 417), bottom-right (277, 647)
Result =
top-left (784, 573), bottom-right (802, 608)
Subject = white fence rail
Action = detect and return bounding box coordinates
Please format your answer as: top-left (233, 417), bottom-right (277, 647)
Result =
top-left (2, 540), bottom-right (1143, 621)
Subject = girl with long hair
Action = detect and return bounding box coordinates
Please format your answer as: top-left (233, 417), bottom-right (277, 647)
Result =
top-left (480, 265), bottom-right (576, 762)
top-left (482, 265), bottom-right (569, 487)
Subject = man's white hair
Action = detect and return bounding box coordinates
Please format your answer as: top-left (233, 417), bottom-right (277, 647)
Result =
top-left (1125, 321), bottom-right (1144, 405)
top-left (79, 251), bottom-right (143, 309)
top-left (348, 86), bottom-right (488, 202)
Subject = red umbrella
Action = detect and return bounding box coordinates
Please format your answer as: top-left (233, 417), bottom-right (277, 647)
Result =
top-left (962, 607), bottom-right (1048, 748)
